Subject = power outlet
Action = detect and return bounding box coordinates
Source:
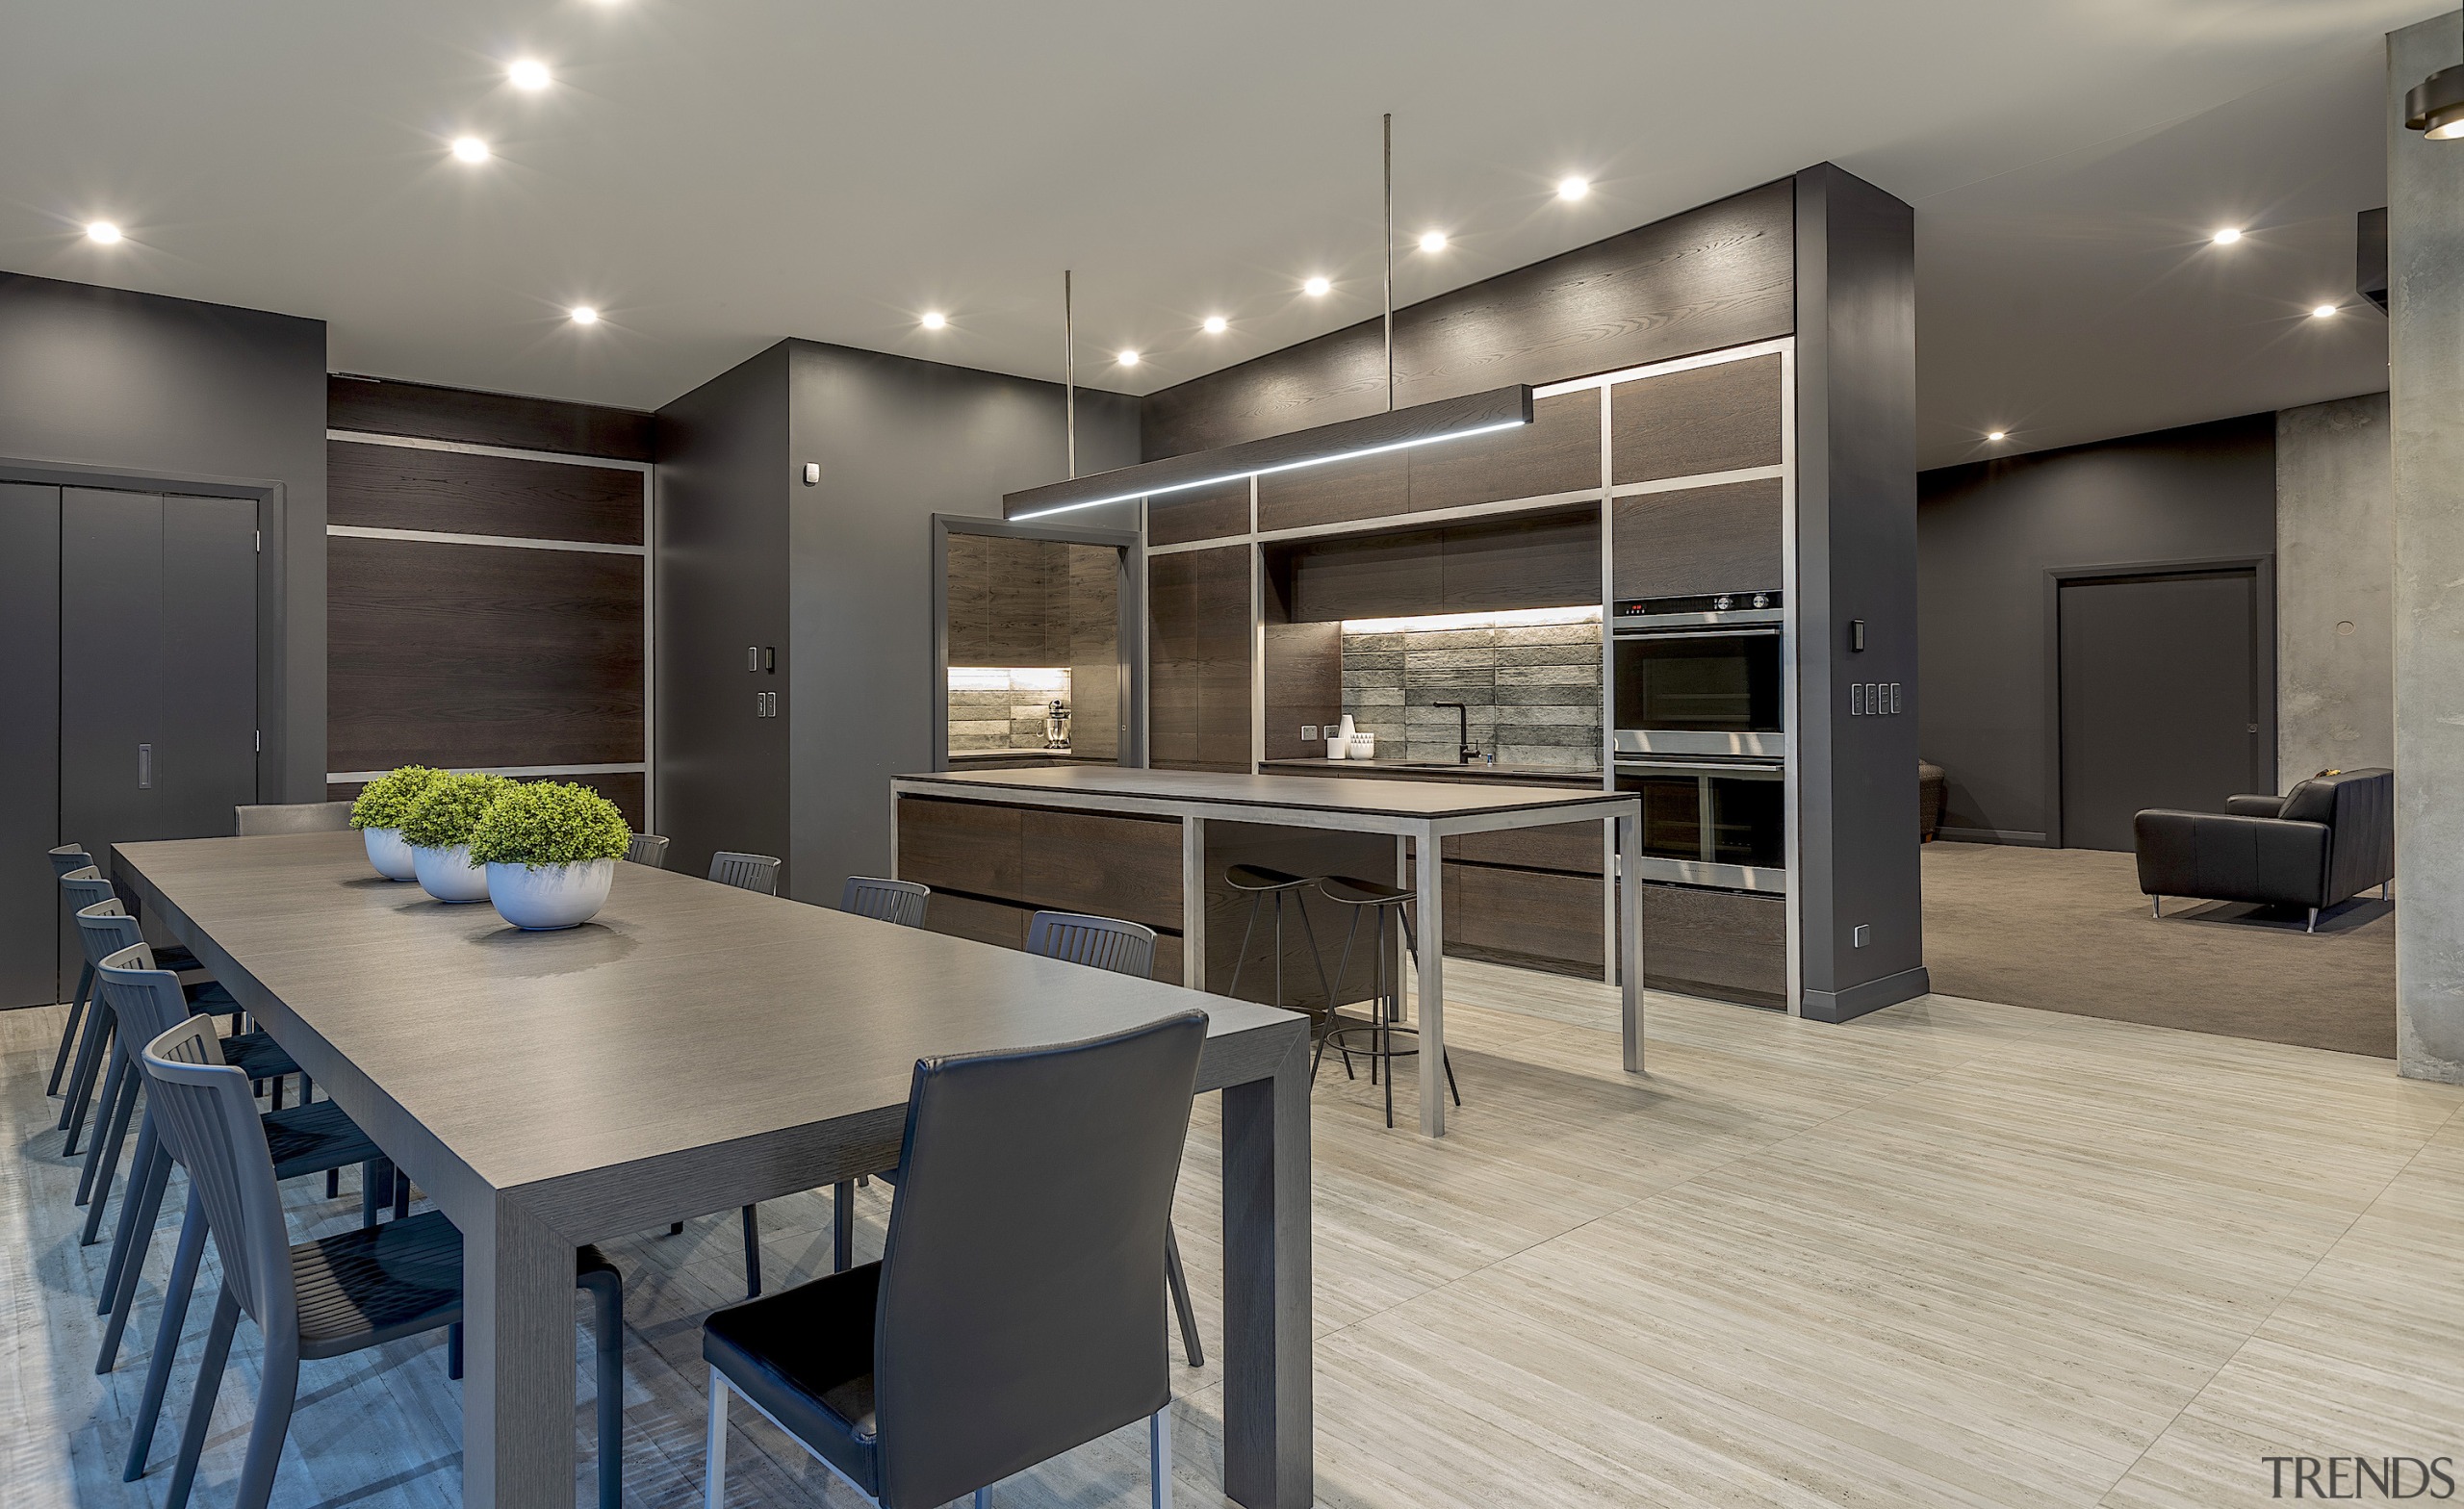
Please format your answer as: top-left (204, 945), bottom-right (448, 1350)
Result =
top-left (1300, 725), bottom-right (1318, 742)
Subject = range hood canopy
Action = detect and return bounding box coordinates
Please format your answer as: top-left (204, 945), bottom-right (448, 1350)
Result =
top-left (1002, 383), bottom-right (1533, 523)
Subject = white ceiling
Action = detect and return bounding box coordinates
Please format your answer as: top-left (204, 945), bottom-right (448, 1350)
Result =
top-left (1, 1), bottom-right (2428, 468)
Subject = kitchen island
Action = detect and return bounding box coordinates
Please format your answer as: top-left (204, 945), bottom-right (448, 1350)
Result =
top-left (889, 764), bottom-right (1643, 1136)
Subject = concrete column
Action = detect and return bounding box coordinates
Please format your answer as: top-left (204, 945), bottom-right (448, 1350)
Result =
top-left (2388, 15), bottom-right (2464, 1084)
top-left (2275, 393), bottom-right (2393, 780)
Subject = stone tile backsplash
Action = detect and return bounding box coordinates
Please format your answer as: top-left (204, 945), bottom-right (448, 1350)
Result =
top-left (1341, 622), bottom-right (1603, 769)
top-left (948, 670), bottom-right (1071, 752)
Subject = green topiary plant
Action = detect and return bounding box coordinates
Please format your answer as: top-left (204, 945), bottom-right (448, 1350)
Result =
top-left (349, 765), bottom-right (444, 831)
top-left (468, 781), bottom-right (630, 869)
top-left (398, 772), bottom-right (516, 851)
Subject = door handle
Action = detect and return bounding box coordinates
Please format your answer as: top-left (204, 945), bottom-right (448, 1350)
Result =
top-left (138, 743), bottom-right (152, 789)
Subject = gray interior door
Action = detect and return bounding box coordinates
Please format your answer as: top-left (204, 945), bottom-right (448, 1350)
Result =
top-left (59, 488), bottom-right (258, 994)
top-left (2059, 569), bottom-right (2261, 852)
top-left (0, 485), bottom-right (63, 1009)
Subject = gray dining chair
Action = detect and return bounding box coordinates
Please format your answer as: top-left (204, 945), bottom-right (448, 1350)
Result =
top-left (841, 875), bottom-right (930, 927)
top-left (136, 1011), bottom-right (629, 1509)
top-left (46, 844), bottom-right (107, 1095)
top-left (626, 831), bottom-right (672, 868)
top-left (55, 868), bottom-right (235, 1151)
top-left (709, 851), bottom-right (782, 894)
top-left (703, 1010), bottom-right (1206, 1509)
top-left (233, 801), bottom-right (354, 835)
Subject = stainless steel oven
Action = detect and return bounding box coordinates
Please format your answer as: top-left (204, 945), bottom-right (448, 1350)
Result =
top-left (1615, 757), bottom-right (1784, 893)
top-left (1612, 614), bottom-right (1784, 757)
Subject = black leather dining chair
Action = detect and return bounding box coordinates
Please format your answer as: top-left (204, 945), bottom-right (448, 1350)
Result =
top-left (702, 1010), bottom-right (1206, 1509)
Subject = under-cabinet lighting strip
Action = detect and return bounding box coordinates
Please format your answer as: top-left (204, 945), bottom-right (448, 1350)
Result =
top-left (1009, 417), bottom-right (1528, 522)
top-left (326, 761), bottom-right (646, 783)
top-left (1339, 605), bottom-right (1603, 635)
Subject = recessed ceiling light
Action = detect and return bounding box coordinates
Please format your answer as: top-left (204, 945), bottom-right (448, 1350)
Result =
top-left (1556, 176), bottom-right (1590, 201)
top-left (2210, 227), bottom-right (2242, 245)
top-left (919, 311), bottom-right (947, 330)
top-left (84, 220), bottom-right (121, 244)
top-left (450, 137), bottom-right (490, 164)
top-left (508, 59), bottom-right (552, 90)
top-left (1987, 430), bottom-right (2007, 442)
top-left (1116, 349), bottom-right (1140, 367)
top-left (1302, 276), bottom-right (1331, 296)
top-left (1202, 316), bottom-right (1228, 334)
top-left (569, 305), bottom-right (599, 324)
top-left (2311, 303), bottom-right (2338, 319)
top-left (1418, 230), bottom-right (1448, 252)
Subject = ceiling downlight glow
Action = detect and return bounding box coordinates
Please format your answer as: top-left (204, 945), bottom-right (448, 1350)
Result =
top-left (2311, 303), bottom-right (2338, 320)
top-left (1202, 316), bottom-right (1228, 334)
top-left (84, 221), bottom-right (122, 244)
top-left (1116, 349), bottom-right (1140, 367)
top-left (450, 137), bottom-right (490, 163)
top-left (1302, 276), bottom-right (1331, 296)
top-left (508, 59), bottom-right (552, 90)
top-left (919, 310), bottom-right (947, 330)
top-left (1556, 176), bottom-right (1590, 201)
top-left (1987, 430), bottom-right (2007, 442)
top-left (568, 305), bottom-right (599, 324)
top-left (1418, 230), bottom-right (1448, 252)
top-left (2210, 227), bottom-right (2242, 245)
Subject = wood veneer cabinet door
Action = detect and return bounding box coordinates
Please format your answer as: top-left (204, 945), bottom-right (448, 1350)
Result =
top-left (1611, 477), bottom-right (1784, 601)
top-left (1147, 479), bottom-right (1250, 547)
top-left (1610, 353), bottom-right (1784, 485)
top-left (1438, 508), bottom-right (1602, 613)
top-left (1018, 808), bottom-right (1184, 931)
top-left (1407, 388), bottom-right (1601, 514)
top-left (1147, 544), bottom-right (1252, 770)
top-left (894, 795), bottom-right (1025, 896)
top-left (1255, 449), bottom-right (1408, 532)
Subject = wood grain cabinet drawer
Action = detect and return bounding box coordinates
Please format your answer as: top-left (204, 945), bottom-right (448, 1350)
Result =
top-left (1441, 821), bottom-right (1607, 875)
top-left (1639, 882), bottom-right (1785, 1008)
top-left (895, 796), bottom-right (1024, 897)
top-left (1018, 808), bottom-right (1184, 931)
top-left (1441, 860), bottom-right (1604, 974)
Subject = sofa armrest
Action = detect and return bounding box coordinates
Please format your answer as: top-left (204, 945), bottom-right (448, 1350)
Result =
top-left (2134, 810), bottom-right (2331, 909)
top-left (2223, 793), bottom-right (2285, 818)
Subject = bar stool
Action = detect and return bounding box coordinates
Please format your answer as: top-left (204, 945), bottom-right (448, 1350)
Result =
top-left (1316, 875), bottom-right (1462, 1130)
top-left (1225, 865), bottom-right (1335, 1026)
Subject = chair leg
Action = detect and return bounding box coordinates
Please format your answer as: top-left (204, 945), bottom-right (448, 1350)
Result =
top-left (832, 1182), bottom-right (853, 1273)
top-left (704, 1369), bottom-right (731, 1509)
top-left (229, 1333), bottom-right (300, 1509)
top-left (1293, 888), bottom-right (1336, 1010)
top-left (1150, 1403), bottom-right (1173, 1509)
top-left (581, 1270), bottom-right (625, 1509)
top-left (2306, 906), bottom-right (2320, 934)
top-left (47, 959), bottom-right (94, 1095)
top-left (60, 1007), bottom-right (112, 1139)
top-left (98, 1118), bottom-right (167, 1330)
top-left (165, 1285), bottom-right (242, 1509)
top-left (669, 1221), bottom-right (684, 1235)
top-left (394, 1165), bottom-right (411, 1220)
top-left (740, 1204), bottom-right (762, 1297)
top-left (79, 1055), bottom-right (140, 1220)
top-left (126, 1186), bottom-right (209, 1480)
top-left (2150, 896), bottom-right (2161, 919)
top-left (268, 1074), bottom-right (284, 1112)
top-left (326, 1166), bottom-right (340, 1199)
top-left (448, 1322), bottom-right (463, 1380)
top-left (1224, 890), bottom-right (1265, 999)
top-left (1164, 1224), bottom-right (1203, 1368)
top-left (359, 1159), bottom-right (384, 1228)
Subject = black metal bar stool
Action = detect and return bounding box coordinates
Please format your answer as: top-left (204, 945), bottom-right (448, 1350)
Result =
top-left (1316, 874), bottom-right (1462, 1129)
top-left (1225, 864), bottom-right (1336, 1025)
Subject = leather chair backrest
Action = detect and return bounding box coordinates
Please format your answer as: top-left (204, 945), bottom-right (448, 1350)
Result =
top-left (870, 1010), bottom-right (1206, 1509)
top-left (2316, 768), bottom-right (2395, 902)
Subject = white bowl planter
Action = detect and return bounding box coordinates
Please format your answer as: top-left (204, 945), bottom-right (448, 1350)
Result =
top-left (411, 843), bottom-right (491, 903)
top-left (363, 826), bottom-right (418, 881)
top-left (486, 858), bottom-right (616, 931)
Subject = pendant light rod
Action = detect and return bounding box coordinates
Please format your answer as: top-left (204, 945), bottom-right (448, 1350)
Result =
top-left (1064, 269), bottom-right (1076, 480)
top-left (1382, 112), bottom-right (1396, 413)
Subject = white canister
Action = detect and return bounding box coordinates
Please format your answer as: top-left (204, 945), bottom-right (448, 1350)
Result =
top-left (1349, 732), bottom-right (1376, 760)
top-left (486, 858), bottom-right (616, 930)
top-left (1326, 732), bottom-right (1348, 760)
top-left (410, 843), bottom-right (491, 903)
top-left (363, 826), bottom-right (418, 881)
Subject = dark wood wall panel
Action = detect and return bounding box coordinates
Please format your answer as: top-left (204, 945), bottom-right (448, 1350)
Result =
top-left (1147, 545), bottom-right (1252, 771)
top-left (895, 795), bottom-right (1025, 896)
top-left (1438, 508), bottom-right (1602, 613)
top-left (328, 374), bottom-right (655, 461)
top-left (1272, 509), bottom-right (1599, 624)
top-left (1065, 544), bottom-right (1122, 760)
top-left (1142, 181), bottom-right (1794, 458)
top-left (1256, 450), bottom-right (1408, 533)
top-left (326, 536), bottom-right (644, 773)
top-left (1611, 477), bottom-right (1784, 601)
top-left (1261, 623), bottom-right (1343, 760)
top-left (1147, 479), bottom-right (1250, 547)
top-left (327, 771), bottom-right (645, 831)
top-left (1609, 353), bottom-right (1784, 484)
top-left (944, 532), bottom-right (1073, 666)
top-left (328, 440), bottom-right (643, 545)
top-left (1406, 388), bottom-right (1600, 514)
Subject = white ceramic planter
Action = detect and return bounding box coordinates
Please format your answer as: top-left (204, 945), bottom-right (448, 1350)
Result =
top-left (486, 858), bottom-right (616, 931)
top-left (410, 843), bottom-right (491, 903)
top-left (363, 826), bottom-right (418, 881)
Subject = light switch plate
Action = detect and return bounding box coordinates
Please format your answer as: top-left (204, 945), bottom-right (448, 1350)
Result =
top-left (802, 462), bottom-right (820, 485)
top-left (1852, 924), bottom-right (1871, 948)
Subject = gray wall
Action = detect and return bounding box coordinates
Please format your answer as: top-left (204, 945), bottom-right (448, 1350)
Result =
top-left (1916, 413), bottom-right (2276, 843)
top-left (784, 340), bottom-right (1137, 904)
top-left (0, 273), bottom-right (327, 800)
top-left (655, 343), bottom-right (793, 882)
top-left (2277, 392), bottom-right (2394, 780)
top-left (2388, 13), bottom-right (2464, 1085)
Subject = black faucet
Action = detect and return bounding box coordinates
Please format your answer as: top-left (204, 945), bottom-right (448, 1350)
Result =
top-left (1432, 702), bottom-right (1477, 765)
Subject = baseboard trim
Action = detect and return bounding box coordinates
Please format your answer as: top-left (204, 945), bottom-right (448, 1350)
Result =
top-left (1802, 965), bottom-right (1932, 1023)
top-left (1936, 826), bottom-right (2050, 846)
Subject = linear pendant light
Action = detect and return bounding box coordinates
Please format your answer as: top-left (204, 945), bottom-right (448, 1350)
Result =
top-left (1005, 112), bottom-right (1531, 523)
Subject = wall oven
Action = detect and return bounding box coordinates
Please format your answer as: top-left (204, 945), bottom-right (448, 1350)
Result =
top-left (1612, 612), bottom-right (1784, 757)
top-left (1616, 757), bottom-right (1785, 893)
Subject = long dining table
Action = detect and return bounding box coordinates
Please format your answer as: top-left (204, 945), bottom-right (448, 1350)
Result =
top-left (111, 830), bottom-right (1316, 1509)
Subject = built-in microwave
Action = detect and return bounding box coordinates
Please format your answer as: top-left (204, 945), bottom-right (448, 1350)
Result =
top-left (1615, 757), bottom-right (1784, 893)
top-left (1612, 619), bottom-right (1784, 757)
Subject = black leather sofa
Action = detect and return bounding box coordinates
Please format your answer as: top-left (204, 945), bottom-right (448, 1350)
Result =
top-left (2133, 768), bottom-right (2394, 931)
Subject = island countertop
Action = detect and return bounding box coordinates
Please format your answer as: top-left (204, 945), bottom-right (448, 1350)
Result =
top-left (896, 762), bottom-right (1628, 826)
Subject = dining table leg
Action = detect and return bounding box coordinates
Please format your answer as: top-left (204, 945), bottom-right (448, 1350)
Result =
top-left (1414, 826), bottom-right (1446, 1138)
top-left (459, 1195), bottom-right (578, 1509)
top-left (1219, 1026), bottom-right (1314, 1508)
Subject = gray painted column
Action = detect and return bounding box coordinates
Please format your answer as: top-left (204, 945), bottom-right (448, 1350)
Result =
top-left (2388, 15), bottom-right (2464, 1085)
top-left (2275, 393), bottom-right (2393, 780)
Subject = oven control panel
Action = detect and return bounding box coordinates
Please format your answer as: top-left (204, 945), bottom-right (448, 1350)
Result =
top-left (1614, 591), bottom-right (1782, 621)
